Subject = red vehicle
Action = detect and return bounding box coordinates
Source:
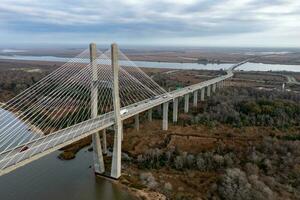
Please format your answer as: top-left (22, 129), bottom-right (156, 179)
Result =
top-left (20, 146), bottom-right (29, 152)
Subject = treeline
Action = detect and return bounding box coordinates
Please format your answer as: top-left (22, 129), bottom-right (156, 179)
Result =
top-left (136, 145), bottom-right (234, 171)
top-left (0, 61), bottom-right (59, 102)
top-left (180, 87), bottom-right (300, 129)
top-left (0, 70), bottom-right (47, 101)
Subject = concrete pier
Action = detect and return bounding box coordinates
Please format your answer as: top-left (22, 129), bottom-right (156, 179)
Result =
top-left (193, 90), bottom-right (198, 107)
top-left (173, 97), bottom-right (178, 123)
top-left (102, 129), bottom-right (107, 155)
top-left (201, 88), bottom-right (205, 101)
top-left (121, 120), bottom-right (124, 141)
top-left (111, 43), bottom-right (122, 179)
top-left (163, 102), bottom-right (169, 130)
top-left (212, 83), bottom-right (216, 93)
top-left (135, 114), bottom-right (139, 131)
top-left (90, 43), bottom-right (105, 174)
top-left (148, 109), bottom-right (153, 122)
top-left (220, 81), bottom-right (224, 88)
top-left (184, 94), bottom-right (189, 113)
top-left (157, 104), bottom-right (162, 114)
top-left (207, 85), bottom-right (211, 97)
top-left (92, 133), bottom-right (105, 174)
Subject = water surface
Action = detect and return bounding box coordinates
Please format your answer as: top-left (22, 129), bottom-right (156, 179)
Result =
top-left (0, 55), bottom-right (299, 72)
top-left (0, 108), bottom-right (39, 151)
top-left (0, 146), bottom-right (133, 200)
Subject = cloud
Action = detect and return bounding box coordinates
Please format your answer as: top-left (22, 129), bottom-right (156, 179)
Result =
top-left (0, 0), bottom-right (299, 47)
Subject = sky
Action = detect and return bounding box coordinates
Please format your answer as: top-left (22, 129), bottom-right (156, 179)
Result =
top-left (0, 0), bottom-right (300, 48)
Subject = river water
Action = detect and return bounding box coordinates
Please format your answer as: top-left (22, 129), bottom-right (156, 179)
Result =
top-left (0, 108), bottom-right (40, 151)
top-left (0, 55), bottom-right (299, 72)
top-left (0, 108), bottom-right (134, 200)
top-left (0, 146), bottom-right (134, 200)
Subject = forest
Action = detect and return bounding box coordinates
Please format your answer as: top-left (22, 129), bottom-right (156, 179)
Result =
top-left (0, 60), bottom-right (55, 102)
top-left (180, 87), bottom-right (300, 129)
top-left (120, 86), bottom-right (300, 200)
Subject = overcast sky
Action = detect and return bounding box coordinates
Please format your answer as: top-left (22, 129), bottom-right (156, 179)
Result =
top-left (0, 0), bottom-right (299, 48)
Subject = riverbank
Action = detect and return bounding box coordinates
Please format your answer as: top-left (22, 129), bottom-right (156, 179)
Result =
top-left (110, 175), bottom-right (167, 200)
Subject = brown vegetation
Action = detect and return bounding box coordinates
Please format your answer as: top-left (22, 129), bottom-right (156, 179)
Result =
top-left (117, 87), bottom-right (300, 200)
top-left (0, 60), bottom-right (61, 102)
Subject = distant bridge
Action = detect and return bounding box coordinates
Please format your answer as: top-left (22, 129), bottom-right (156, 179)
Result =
top-left (0, 43), bottom-right (247, 179)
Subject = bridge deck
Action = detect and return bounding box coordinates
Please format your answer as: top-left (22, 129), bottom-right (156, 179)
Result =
top-left (0, 61), bottom-right (246, 176)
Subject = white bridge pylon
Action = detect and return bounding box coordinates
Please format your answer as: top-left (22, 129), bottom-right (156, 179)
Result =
top-left (0, 43), bottom-right (241, 178)
top-left (0, 43), bottom-right (168, 178)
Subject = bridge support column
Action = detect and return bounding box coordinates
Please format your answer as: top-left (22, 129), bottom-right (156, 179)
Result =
top-left (173, 97), bottom-right (178, 123)
top-left (135, 114), bottom-right (139, 131)
top-left (102, 129), bottom-right (107, 155)
top-left (163, 102), bottom-right (169, 130)
top-left (148, 109), bottom-right (153, 122)
top-left (121, 120), bottom-right (124, 141)
top-left (201, 88), bottom-right (205, 101)
top-left (207, 85), bottom-right (211, 97)
top-left (111, 43), bottom-right (122, 179)
top-left (184, 94), bottom-right (189, 113)
top-left (193, 90), bottom-right (198, 107)
top-left (212, 83), bottom-right (216, 93)
top-left (90, 43), bottom-right (105, 174)
top-left (157, 104), bottom-right (162, 114)
top-left (92, 133), bottom-right (105, 174)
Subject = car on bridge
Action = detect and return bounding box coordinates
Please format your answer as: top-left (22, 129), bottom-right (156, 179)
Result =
top-left (150, 96), bottom-right (160, 100)
top-left (120, 109), bottom-right (128, 115)
top-left (19, 146), bottom-right (29, 152)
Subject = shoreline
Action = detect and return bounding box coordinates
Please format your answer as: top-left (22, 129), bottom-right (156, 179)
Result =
top-left (0, 56), bottom-right (300, 67)
top-left (100, 172), bottom-right (167, 200)
top-left (117, 181), bottom-right (166, 200)
top-left (0, 58), bottom-right (300, 74)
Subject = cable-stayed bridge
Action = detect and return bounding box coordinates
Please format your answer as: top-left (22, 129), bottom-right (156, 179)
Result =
top-left (0, 43), bottom-right (247, 179)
